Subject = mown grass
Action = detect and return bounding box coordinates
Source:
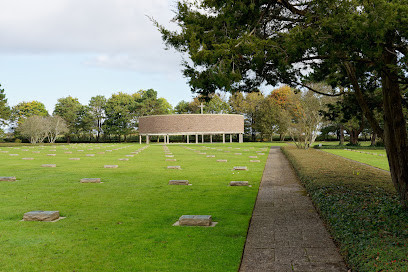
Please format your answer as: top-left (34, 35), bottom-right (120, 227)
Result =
top-left (282, 146), bottom-right (408, 272)
top-left (0, 142), bottom-right (271, 271)
top-left (323, 149), bottom-right (389, 171)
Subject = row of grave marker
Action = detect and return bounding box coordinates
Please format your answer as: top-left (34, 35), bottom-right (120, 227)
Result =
top-left (4, 144), bottom-right (266, 226)
top-left (343, 148), bottom-right (386, 156)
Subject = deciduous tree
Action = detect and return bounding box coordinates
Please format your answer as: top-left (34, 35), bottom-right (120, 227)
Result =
top-left (17, 115), bottom-right (47, 144)
top-left (89, 95), bottom-right (106, 142)
top-left (45, 116), bottom-right (68, 143)
top-left (11, 101), bottom-right (48, 125)
top-left (103, 92), bottom-right (135, 142)
top-left (53, 96), bottom-right (82, 143)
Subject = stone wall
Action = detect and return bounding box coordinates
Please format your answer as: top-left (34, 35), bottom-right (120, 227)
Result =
top-left (139, 114), bottom-right (244, 135)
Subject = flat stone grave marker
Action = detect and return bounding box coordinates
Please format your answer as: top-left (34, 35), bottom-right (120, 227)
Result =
top-left (9, 154), bottom-right (19, 156)
top-left (80, 178), bottom-right (101, 183)
top-left (249, 156), bottom-right (258, 158)
top-left (217, 159), bottom-right (228, 162)
top-left (47, 154), bottom-right (56, 156)
top-left (234, 153), bottom-right (242, 155)
top-left (176, 215), bottom-right (213, 226)
top-left (22, 158), bottom-right (34, 160)
top-left (130, 152), bottom-right (138, 154)
top-left (104, 165), bottom-right (118, 168)
top-left (198, 152), bottom-right (206, 155)
top-left (165, 155), bottom-right (174, 158)
top-left (206, 155), bottom-right (215, 158)
top-left (167, 166), bottom-right (181, 170)
top-left (106, 150), bottom-right (113, 152)
top-left (0, 151), bottom-right (9, 153)
top-left (98, 152), bottom-right (105, 154)
top-left (0, 176), bottom-right (16, 181)
top-left (169, 180), bottom-right (190, 185)
top-left (32, 151), bottom-right (40, 153)
top-left (23, 211), bottom-right (60, 221)
top-left (50, 149), bottom-right (57, 152)
top-left (233, 166), bottom-right (248, 171)
top-left (86, 154), bottom-right (95, 157)
top-left (42, 164), bottom-right (56, 167)
top-left (65, 152), bottom-right (73, 154)
top-left (118, 158), bottom-right (129, 161)
top-left (166, 159), bottom-right (177, 161)
top-left (229, 181), bottom-right (249, 186)
top-left (78, 150), bottom-right (84, 152)
top-left (250, 160), bottom-right (261, 163)
top-left (257, 153), bottom-right (265, 155)
top-left (22, 149), bottom-right (29, 151)
top-left (69, 158), bottom-right (80, 160)
top-left (125, 155), bottom-right (134, 157)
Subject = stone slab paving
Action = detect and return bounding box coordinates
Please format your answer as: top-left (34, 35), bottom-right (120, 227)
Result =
top-left (240, 146), bottom-right (348, 272)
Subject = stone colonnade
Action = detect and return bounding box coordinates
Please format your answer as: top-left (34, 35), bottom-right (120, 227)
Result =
top-left (139, 133), bottom-right (244, 144)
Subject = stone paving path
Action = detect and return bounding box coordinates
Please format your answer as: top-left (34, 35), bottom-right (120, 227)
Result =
top-left (240, 146), bottom-right (348, 272)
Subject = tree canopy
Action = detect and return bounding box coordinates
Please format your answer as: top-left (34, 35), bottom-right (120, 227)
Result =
top-left (11, 101), bottom-right (48, 125)
top-left (157, 0), bottom-right (408, 207)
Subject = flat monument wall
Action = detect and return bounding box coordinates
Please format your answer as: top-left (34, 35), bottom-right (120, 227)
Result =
top-left (139, 114), bottom-right (244, 135)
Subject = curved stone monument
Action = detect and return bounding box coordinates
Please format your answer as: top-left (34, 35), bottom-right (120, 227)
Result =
top-left (138, 114), bottom-right (244, 144)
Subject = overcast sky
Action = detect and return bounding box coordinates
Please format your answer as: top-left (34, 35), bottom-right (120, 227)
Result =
top-left (0, 0), bottom-right (194, 112)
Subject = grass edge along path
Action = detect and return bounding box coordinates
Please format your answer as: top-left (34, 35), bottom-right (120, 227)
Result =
top-left (282, 146), bottom-right (408, 272)
top-left (322, 149), bottom-right (389, 171)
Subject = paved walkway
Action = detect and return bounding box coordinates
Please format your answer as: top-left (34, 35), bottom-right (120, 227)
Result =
top-left (239, 147), bottom-right (348, 272)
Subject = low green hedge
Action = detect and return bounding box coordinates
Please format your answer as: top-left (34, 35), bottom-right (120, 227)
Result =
top-left (282, 146), bottom-right (408, 272)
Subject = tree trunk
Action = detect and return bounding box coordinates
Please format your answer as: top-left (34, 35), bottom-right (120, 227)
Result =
top-left (67, 135), bottom-right (71, 143)
top-left (96, 119), bottom-right (101, 143)
top-left (381, 46), bottom-right (408, 208)
top-left (339, 125), bottom-right (344, 145)
top-left (347, 129), bottom-right (359, 145)
top-left (371, 132), bottom-right (377, 146)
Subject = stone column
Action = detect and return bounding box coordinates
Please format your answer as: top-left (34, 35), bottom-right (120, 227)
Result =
top-left (139, 135), bottom-right (142, 144)
top-left (167, 135), bottom-right (170, 144)
top-left (187, 135), bottom-right (189, 144)
top-left (195, 134), bottom-right (198, 144)
top-left (230, 134), bottom-right (233, 143)
top-left (157, 135), bottom-right (160, 143)
top-left (210, 135), bottom-right (213, 143)
top-left (239, 133), bottom-right (243, 143)
top-left (146, 135), bottom-right (150, 145)
top-left (202, 134), bottom-right (204, 143)
top-left (222, 133), bottom-right (225, 144)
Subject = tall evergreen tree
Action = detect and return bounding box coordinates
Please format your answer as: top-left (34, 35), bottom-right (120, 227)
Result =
top-left (0, 84), bottom-right (10, 126)
top-left (156, 0), bottom-right (408, 207)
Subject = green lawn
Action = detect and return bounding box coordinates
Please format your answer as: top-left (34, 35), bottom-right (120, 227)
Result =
top-left (0, 142), bottom-right (272, 271)
top-left (323, 149), bottom-right (389, 171)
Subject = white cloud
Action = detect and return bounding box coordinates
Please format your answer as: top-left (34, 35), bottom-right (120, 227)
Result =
top-left (83, 50), bottom-right (184, 74)
top-left (0, 0), bottom-right (176, 52)
top-left (0, 0), bottom-right (182, 73)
